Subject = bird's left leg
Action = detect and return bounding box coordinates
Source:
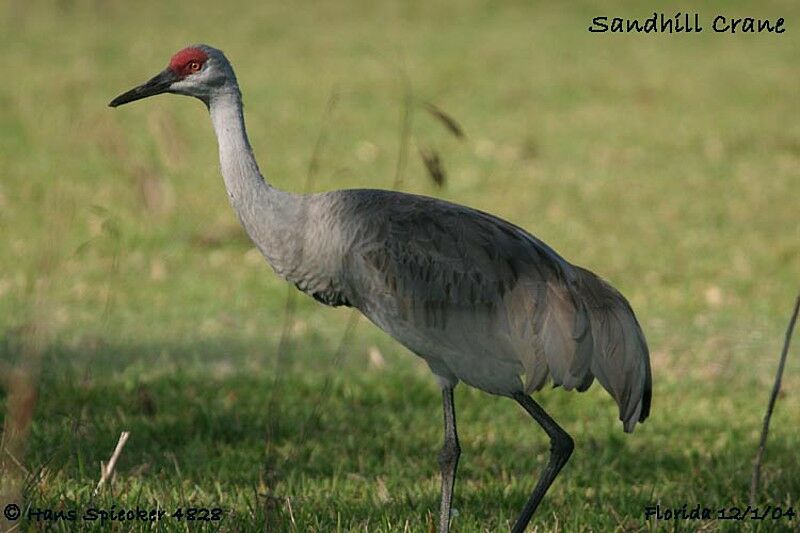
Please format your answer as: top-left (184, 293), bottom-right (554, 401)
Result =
top-left (437, 386), bottom-right (461, 533)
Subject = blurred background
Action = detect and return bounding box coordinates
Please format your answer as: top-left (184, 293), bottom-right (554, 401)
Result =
top-left (1, 1), bottom-right (798, 530)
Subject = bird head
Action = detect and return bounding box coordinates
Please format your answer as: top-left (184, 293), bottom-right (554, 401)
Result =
top-left (109, 45), bottom-right (237, 108)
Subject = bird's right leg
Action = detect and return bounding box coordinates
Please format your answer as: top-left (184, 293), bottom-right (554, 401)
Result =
top-left (509, 393), bottom-right (574, 533)
top-left (437, 386), bottom-right (461, 533)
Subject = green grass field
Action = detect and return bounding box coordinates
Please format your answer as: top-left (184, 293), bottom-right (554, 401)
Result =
top-left (1, 1), bottom-right (798, 531)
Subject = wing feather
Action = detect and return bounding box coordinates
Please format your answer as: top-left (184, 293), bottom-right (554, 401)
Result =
top-left (336, 190), bottom-right (651, 431)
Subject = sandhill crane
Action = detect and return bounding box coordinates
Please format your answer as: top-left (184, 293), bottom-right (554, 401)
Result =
top-left (110, 45), bottom-right (652, 532)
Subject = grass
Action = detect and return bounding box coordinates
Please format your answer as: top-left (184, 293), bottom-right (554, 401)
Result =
top-left (1, 0), bottom-right (799, 531)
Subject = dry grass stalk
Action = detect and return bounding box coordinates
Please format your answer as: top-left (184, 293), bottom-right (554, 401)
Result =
top-left (421, 102), bottom-right (465, 140)
top-left (93, 431), bottom-right (131, 496)
top-left (417, 145), bottom-right (446, 188)
top-left (267, 89), bottom-right (340, 441)
top-left (749, 293), bottom-right (799, 504)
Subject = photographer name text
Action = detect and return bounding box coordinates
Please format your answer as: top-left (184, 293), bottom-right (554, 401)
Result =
top-left (3, 503), bottom-right (225, 525)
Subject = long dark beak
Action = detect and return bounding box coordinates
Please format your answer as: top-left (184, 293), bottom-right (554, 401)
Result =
top-left (109, 68), bottom-right (180, 107)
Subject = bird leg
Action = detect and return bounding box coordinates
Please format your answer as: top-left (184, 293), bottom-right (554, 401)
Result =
top-left (437, 386), bottom-right (461, 533)
top-left (510, 393), bottom-right (574, 533)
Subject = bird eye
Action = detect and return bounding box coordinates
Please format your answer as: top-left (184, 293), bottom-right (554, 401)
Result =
top-left (188, 61), bottom-right (201, 72)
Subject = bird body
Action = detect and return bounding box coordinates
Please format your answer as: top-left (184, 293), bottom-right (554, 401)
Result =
top-left (302, 189), bottom-right (651, 429)
top-left (111, 44), bottom-right (652, 532)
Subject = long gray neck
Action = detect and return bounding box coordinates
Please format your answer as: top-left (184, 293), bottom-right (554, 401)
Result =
top-left (208, 88), bottom-right (306, 280)
top-left (209, 88), bottom-right (265, 197)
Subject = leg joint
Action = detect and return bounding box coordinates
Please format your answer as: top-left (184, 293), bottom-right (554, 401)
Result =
top-left (551, 430), bottom-right (574, 457)
top-left (438, 439), bottom-right (461, 468)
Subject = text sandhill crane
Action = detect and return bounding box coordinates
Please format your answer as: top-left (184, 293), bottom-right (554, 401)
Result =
top-left (110, 45), bottom-right (652, 533)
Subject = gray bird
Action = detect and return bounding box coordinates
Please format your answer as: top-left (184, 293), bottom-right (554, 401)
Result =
top-left (110, 45), bottom-right (652, 532)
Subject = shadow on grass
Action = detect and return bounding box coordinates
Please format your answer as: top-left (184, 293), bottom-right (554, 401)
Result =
top-left (2, 338), bottom-right (798, 531)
